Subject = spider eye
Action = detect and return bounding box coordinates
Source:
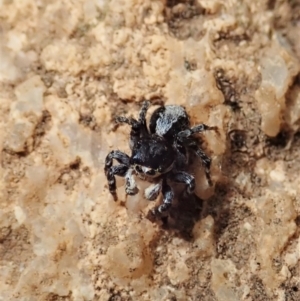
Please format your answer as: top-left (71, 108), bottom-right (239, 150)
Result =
top-left (135, 165), bottom-right (143, 173)
top-left (146, 169), bottom-right (156, 176)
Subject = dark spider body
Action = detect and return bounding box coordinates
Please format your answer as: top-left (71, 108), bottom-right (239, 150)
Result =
top-left (104, 101), bottom-right (217, 214)
top-left (131, 135), bottom-right (175, 175)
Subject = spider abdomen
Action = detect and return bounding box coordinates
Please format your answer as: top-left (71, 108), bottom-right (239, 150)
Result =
top-left (149, 105), bottom-right (190, 140)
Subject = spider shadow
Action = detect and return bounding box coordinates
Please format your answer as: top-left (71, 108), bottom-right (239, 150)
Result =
top-left (168, 192), bottom-right (204, 241)
top-left (146, 182), bottom-right (234, 243)
top-left (201, 183), bottom-right (235, 244)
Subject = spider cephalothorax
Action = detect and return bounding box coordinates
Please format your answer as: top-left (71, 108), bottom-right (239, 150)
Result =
top-left (104, 101), bottom-right (217, 214)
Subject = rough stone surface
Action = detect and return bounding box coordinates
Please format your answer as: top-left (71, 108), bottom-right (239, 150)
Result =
top-left (1, 0), bottom-right (300, 300)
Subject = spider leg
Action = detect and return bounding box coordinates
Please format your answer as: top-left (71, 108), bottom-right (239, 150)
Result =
top-left (116, 101), bottom-right (150, 147)
top-left (116, 116), bottom-right (139, 128)
top-left (176, 123), bottom-right (216, 187)
top-left (137, 100), bottom-right (150, 137)
top-left (125, 168), bottom-right (138, 195)
top-left (138, 100), bottom-right (150, 126)
top-left (144, 182), bottom-right (162, 201)
top-left (106, 164), bottom-right (129, 201)
top-left (171, 171), bottom-right (195, 194)
top-left (116, 116), bottom-right (142, 148)
top-left (104, 150), bottom-right (130, 175)
top-left (189, 143), bottom-right (213, 186)
top-left (177, 124), bottom-right (218, 141)
top-left (157, 179), bottom-right (174, 214)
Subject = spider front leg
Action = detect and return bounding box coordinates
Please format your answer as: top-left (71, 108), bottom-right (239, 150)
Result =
top-left (104, 150), bottom-right (130, 200)
top-left (171, 171), bottom-right (195, 194)
top-left (156, 179), bottom-right (174, 214)
top-left (144, 182), bottom-right (162, 201)
top-left (125, 168), bottom-right (138, 196)
top-left (106, 164), bottom-right (129, 201)
top-left (104, 150), bottom-right (130, 174)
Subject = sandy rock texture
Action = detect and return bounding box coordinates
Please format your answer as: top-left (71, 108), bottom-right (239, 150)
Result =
top-left (1, 0), bottom-right (300, 300)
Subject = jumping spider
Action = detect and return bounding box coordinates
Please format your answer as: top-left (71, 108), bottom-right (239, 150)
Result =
top-left (105, 101), bottom-right (217, 214)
